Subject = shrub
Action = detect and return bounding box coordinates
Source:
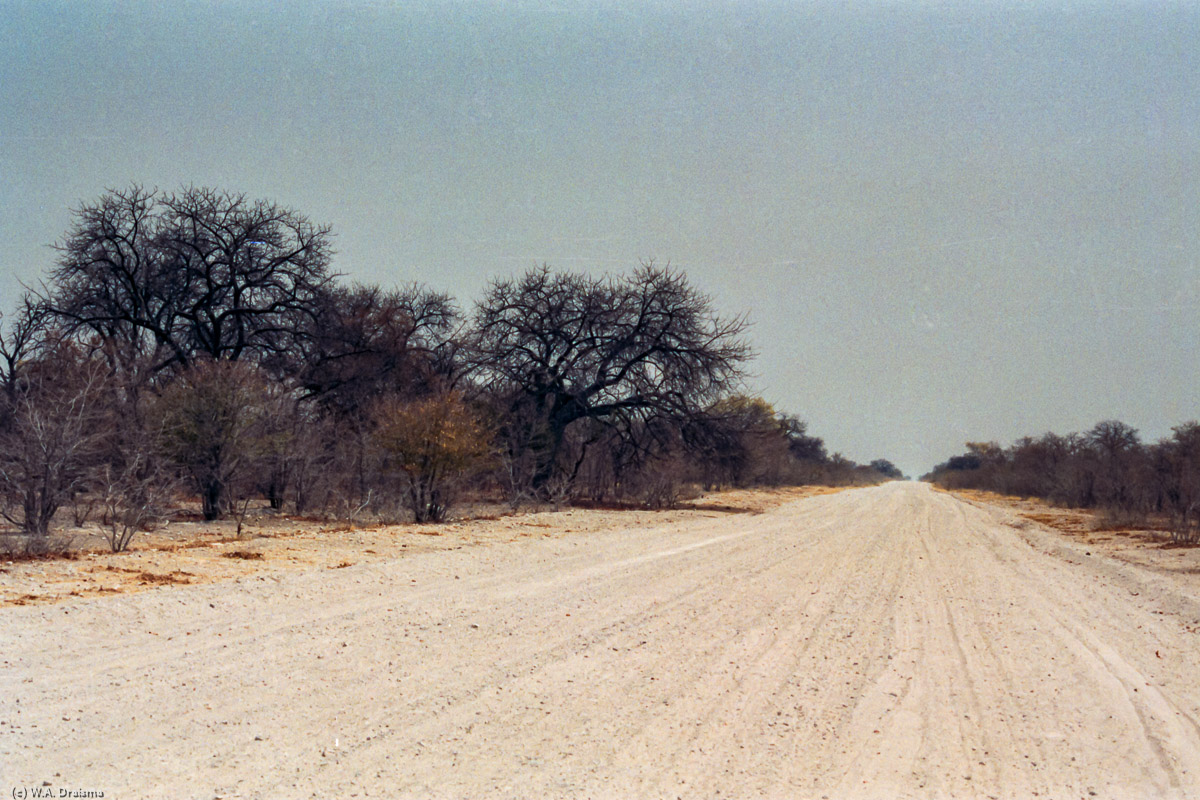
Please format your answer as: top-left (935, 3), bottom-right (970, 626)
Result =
top-left (154, 361), bottom-right (274, 520)
top-left (0, 347), bottom-right (107, 537)
top-left (373, 393), bottom-right (493, 522)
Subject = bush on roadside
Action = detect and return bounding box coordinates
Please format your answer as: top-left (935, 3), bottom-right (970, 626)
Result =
top-left (926, 420), bottom-right (1200, 541)
top-left (373, 392), bottom-right (493, 522)
top-left (153, 361), bottom-right (275, 521)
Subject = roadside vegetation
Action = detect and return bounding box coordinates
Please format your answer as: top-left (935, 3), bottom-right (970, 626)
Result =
top-left (924, 420), bottom-right (1200, 545)
top-left (0, 186), bottom-right (895, 555)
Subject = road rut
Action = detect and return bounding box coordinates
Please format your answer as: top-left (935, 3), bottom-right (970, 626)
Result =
top-left (4, 482), bottom-right (1200, 798)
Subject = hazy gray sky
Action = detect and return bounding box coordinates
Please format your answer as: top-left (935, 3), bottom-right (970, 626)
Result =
top-left (2, 1), bottom-right (1197, 476)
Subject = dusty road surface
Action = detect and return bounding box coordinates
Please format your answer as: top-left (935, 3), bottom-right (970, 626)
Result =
top-left (4, 482), bottom-right (1200, 799)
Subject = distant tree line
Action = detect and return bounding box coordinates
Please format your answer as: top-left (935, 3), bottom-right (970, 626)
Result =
top-left (924, 420), bottom-right (1200, 544)
top-left (0, 186), bottom-right (894, 551)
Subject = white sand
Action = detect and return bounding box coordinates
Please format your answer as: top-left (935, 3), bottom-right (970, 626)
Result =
top-left (4, 482), bottom-right (1200, 798)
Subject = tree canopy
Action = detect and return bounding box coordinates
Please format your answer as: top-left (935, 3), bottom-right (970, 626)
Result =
top-left (468, 264), bottom-right (752, 488)
top-left (47, 185), bottom-right (335, 373)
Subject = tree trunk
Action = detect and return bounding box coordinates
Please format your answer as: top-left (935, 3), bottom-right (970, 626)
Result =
top-left (531, 411), bottom-right (571, 492)
top-left (202, 480), bottom-right (224, 521)
top-left (23, 485), bottom-right (54, 537)
top-left (266, 476), bottom-right (285, 510)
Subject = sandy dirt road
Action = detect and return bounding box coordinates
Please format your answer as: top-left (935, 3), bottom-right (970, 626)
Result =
top-left (4, 482), bottom-right (1200, 799)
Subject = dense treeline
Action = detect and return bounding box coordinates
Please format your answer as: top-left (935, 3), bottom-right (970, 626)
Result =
top-left (924, 420), bottom-right (1200, 544)
top-left (0, 186), bottom-right (891, 551)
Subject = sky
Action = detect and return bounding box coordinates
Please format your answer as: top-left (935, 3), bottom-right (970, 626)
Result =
top-left (1, 0), bottom-right (1197, 477)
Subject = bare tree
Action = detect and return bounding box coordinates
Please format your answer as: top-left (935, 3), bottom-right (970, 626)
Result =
top-left (96, 447), bottom-right (177, 553)
top-left (0, 295), bottom-right (51, 396)
top-left (299, 282), bottom-right (460, 412)
top-left (0, 346), bottom-right (107, 538)
top-left (153, 360), bottom-right (273, 520)
top-left (42, 187), bottom-right (173, 369)
top-left (1156, 423), bottom-right (1200, 544)
top-left (46, 185), bottom-right (335, 374)
top-left (1086, 420), bottom-right (1147, 518)
top-left (286, 409), bottom-right (341, 515)
top-left (468, 264), bottom-right (751, 494)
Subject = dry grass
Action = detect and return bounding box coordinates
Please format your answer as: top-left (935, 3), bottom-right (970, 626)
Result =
top-left (222, 550), bottom-right (265, 560)
top-left (941, 486), bottom-right (1200, 576)
top-left (0, 486), bottom-right (837, 607)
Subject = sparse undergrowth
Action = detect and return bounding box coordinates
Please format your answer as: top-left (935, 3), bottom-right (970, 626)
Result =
top-left (0, 486), bottom-right (830, 606)
top-left (943, 487), bottom-right (1200, 564)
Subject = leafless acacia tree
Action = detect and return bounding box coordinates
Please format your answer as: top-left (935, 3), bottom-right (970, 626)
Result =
top-left (1156, 423), bottom-right (1200, 543)
top-left (299, 282), bottom-right (460, 412)
top-left (0, 295), bottom-right (50, 396)
top-left (0, 346), bottom-right (107, 538)
top-left (154, 360), bottom-right (274, 520)
top-left (46, 185), bottom-right (335, 373)
top-left (468, 264), bottom-right (751, 494)
top-left (96, 447), bottom-right (177, 553)
top-left (1086, 420), bottom-right (1147, 516)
